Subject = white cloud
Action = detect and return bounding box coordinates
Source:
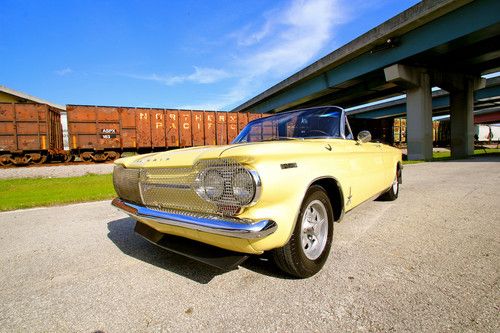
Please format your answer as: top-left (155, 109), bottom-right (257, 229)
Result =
top-left (180, 78), bottom-right (253, 111)
top-left (216, 0), bottom-right (348, 109)
top-left (55, 67), bottom-right (73, 76)
top-left (130, 67), bottom-right (231, 86)
top-left (239, 0), bottom-right (345, 77)
top-left (232, 21), bottom-right (274, 47)
top-left (186, 67), bottom-right (231, 84)
top-left (128, 0), bottom-right (349, 110)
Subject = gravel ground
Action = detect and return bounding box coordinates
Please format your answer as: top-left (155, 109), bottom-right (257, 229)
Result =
top-left (0, 163), bottom-right (114, 179)
top-left (0, 155), bottom-right (498, 332)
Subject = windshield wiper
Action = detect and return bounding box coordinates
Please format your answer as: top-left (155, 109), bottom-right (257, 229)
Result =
top-left (261, 137), bottom-right (302, 142)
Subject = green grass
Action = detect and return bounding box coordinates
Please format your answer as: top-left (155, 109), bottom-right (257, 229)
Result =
top-left (0, 173), bottom-right (115, 211)
top-left (402, 160), bottom-right (425, 165)
top-left (403, 147), bottom-right (500, 165)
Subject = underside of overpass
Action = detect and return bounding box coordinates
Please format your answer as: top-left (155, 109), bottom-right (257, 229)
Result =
top-left (233, 0), bottom-right (500, 160)
top-left (348, 77), bottom-right (500, 121)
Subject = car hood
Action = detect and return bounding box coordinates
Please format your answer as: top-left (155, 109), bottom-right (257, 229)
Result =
top-left (118, 145), bottom-right (229, 168)
top-left (117, 139), bottom-right (349, 168)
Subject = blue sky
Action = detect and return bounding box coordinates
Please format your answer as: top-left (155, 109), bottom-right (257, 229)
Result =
top-left (0, 0), bottom-right (420, 111)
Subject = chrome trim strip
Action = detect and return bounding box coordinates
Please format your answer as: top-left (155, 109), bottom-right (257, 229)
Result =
top-left (248, 169), bottom-right (262, 207)
top-left (112, 198), bottom-right (277, 239)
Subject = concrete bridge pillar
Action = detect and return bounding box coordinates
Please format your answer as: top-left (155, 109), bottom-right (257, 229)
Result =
top-left (384, 64), bottom-right (433, 160)
top-left (433, 74), bottom-right (485, 159)
top-left (449, 82), bottom-right (475, 158)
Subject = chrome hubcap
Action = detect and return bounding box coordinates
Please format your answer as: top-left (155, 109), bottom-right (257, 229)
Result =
top-left (300, 200), bottom-right (328, 260)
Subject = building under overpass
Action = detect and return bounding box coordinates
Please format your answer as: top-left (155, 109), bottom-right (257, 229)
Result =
top-left (233, 0), bottom-right (500, 160)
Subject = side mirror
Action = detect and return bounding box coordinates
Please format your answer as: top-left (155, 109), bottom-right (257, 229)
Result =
top-left (357, 130), bottom-right (372, 143)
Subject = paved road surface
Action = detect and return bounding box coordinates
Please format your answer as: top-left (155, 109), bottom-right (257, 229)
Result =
top-left (0, 156), bottom-right (498, 332)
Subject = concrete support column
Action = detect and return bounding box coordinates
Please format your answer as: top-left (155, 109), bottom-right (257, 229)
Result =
top-left (384, 64), bottom-right (433, 160)
top-left (406, 72), bottom-right (433, 160)
top-left (449, 80), bottom-right (474, 158)
top-left (432, 73), bottom-right (485, 159)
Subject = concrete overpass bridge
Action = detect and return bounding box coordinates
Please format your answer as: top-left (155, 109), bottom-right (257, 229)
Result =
top-left (233, 0), bottom-right (500, 160)
top-left (348, 76), bottom-right (500, 124)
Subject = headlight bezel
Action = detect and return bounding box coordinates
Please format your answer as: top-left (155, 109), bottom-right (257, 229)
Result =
top-left (231, 169), bottom-right (260, 206)
top-left (194, 163), bottom-right (261, 208)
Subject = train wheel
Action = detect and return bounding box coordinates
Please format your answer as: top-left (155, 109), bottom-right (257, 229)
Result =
top-left (13, 155), bottom-right (31, 165)
top-left (32, 155), bottom-right (47, 164)
top-left (27, 153), bottom-right (47, 164)
top-left (92, 153), bottom-right (107, 162)
top-left (0, 154), bottom-right (13, 166)
top-left (105, 151), bottom-right (120, 161)
top-left (63, 154), bottom-right (74, 163)
top-left (80, 152), bottom-right (94, 162)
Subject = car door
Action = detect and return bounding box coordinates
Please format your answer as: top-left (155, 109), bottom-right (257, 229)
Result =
top-left (342, 116), bottom-right (386, 208)
top-left (342, 139), bottom-right (386, 208)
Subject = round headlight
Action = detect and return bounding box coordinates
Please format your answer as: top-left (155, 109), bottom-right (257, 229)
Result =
top-left (200, 169), bottom-right (224, 200)
top-left (231, 170), bottom-right (256, 205)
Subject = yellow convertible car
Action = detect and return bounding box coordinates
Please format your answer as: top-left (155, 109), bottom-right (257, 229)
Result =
top-left (112, 106), bottom-right (402, 278)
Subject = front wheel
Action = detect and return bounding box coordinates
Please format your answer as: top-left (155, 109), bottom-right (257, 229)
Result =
top-left (273, 185), bottom-right (334, 278)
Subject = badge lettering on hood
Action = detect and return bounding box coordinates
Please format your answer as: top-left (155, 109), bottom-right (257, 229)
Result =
top-left (136, 156), bottom-right (170, 164)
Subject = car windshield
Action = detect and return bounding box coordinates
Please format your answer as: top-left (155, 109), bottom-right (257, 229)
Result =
top-left (233, 106), bottom-right (344, 143)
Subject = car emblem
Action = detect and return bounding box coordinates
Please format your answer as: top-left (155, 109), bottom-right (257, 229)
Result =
top-left (347, 187), bottom-right (352, 205)
top-left (280, 163), bottom-right (297, 169)
top-left (325, 144), bottom-right (332, 151)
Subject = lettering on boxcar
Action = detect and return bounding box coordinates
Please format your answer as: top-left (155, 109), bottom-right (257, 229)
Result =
top-left (101, 128), bottom-right (117, 139)
top-left (140, 113), bottom-right (148, 120)
top-left (156, 122), bottom-right (163, 129)
top-left (183, 123), bottom-right (190, 130)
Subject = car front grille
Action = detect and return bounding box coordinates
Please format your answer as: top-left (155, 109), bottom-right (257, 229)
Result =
top-left (113, 165), bottom-right (141, 204)
top-left (139, 166), bottom-right (219, 215)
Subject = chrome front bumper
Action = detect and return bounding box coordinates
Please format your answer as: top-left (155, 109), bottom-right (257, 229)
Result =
top-left (112, 198), bottom-right (277, 239)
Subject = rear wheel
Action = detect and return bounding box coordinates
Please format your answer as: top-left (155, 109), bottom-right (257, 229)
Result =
top-left (273, 185), bottom-right (334, 278)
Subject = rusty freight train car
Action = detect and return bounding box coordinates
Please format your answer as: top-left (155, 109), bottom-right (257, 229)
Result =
top-left (66, 105), bottom-right (264, 162)
top-left (0, 103), bottom-right (67, 166)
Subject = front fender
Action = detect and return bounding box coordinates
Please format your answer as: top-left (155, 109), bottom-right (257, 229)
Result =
top-left (237, 157), bottom-right (349, 252)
